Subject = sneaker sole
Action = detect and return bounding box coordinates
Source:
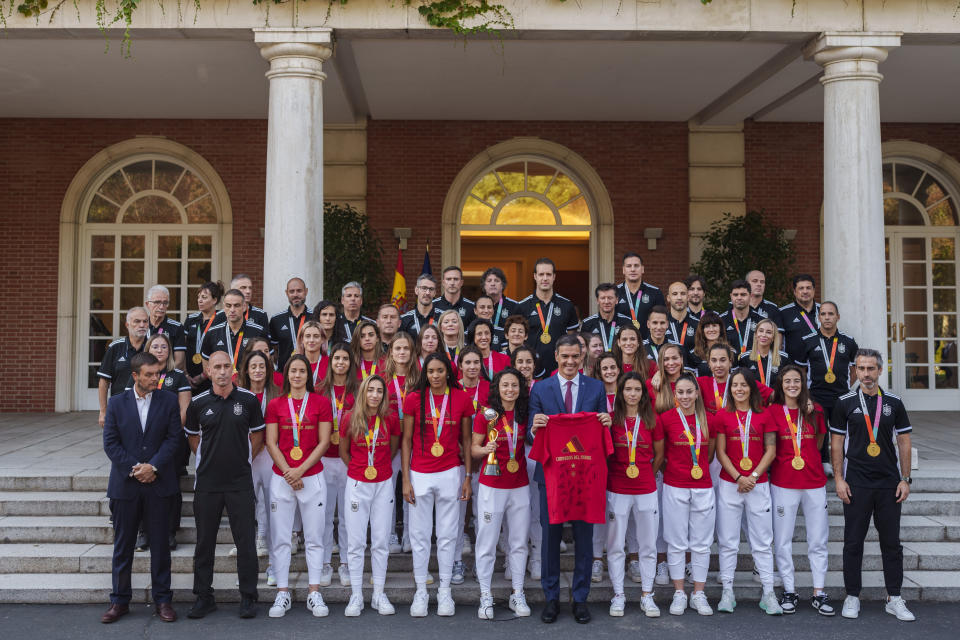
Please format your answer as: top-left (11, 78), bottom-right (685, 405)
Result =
top-left (344, 609), bottom-right (363, 617)
top-left (669, 608), bottom-right (685, 616)
top-left (591, 575), bottom-right (603, 583)
top-left (885, 608), bottom-right (915, 622)
top-left (410, 610), bottom-right (428, 618)
top-left (841, 611), bottom-right (859, 619)
top-left (268, 609), bottom-right (287, 618)
top-left (609, 609), bottom-right (624, 617)
top-left (437, 609), bottom-right (455, 617)
top-left (644, 608), bottom-right (661, 618)
top-left (376, 607), bottom-right (396, 616)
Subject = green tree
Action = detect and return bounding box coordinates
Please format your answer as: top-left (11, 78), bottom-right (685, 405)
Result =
top-left (323, 203), bottom-right (389, 315)
top-left (691, 210), bottom-right (796, 311)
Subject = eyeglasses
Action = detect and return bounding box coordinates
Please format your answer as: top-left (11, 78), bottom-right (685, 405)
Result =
top-left (147, 300), bottom-right (170, 306)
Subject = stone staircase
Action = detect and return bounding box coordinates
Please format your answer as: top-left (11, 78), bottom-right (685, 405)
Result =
top-left (1, 469), bottom-right (959, 605)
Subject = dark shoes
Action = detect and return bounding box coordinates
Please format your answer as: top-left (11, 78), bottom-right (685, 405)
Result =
top-left (541, 599), bottom-right (560, 623)
top-left (100, 603), bottom-right (129, 623)
top-left (135, 531), bottom-right (149, 552)
top-left (168, 533), bottom-right (178, 550)
top-left (187, 598), bottom-right (217, 619)
top-left (573, 601), bottom-right (591, 624)
top-left (155, 602), bottom-right (177, 622)
top-left (239, 596), bottom-right (258, 618)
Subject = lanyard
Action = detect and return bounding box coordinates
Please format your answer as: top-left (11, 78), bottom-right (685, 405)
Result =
top-left (412, 311), bottom-right (434, 334)
top-left (331, 387), bottom-right (346, 431)
top-left (344, 320), bottom-right (353, 342)
top-left (493, 298), bottom-right (504, 328)
top-left (712, 375), bottom-right (729, 410)
top-left (361, 360), bottom-right (377, 380)
top-left (428, 390), bottom-right (450, 443)
top-left (195, 313), bottom-right (216, 355)
top-left (288, 313), bottom-right (306, 351)
top-left (286, 393), bottom-right (309, 451)
top-left (625, 414), bottom-right (642, 466)
top-left (676, 408), bottom-right (703, 468)
top-left (365, 416), bottom-right (382, 468)
top-left (732, 316), bottom-right (751, 354)
top-left (800, 309), bottom-right (817, 332)
top-left (393, 375), bottom-right (406, 419)
top-left (600, 318), bottom-right (616, 351)
top-left (502, 416), bottom-right (518, 461)
top-left (624, 285), bottom-right (643, 325)
top-left (310, 359), bottom-right (322, 384)
top-left (157, 373), bottom-right (167, 389)
top-left (735, 409), bottom-right (753, 460)
top-left (225, 327), bottom-right (244, 372)
top-left (536, 302), bottom-right (554, 335)
top-left (783, 405), bottom-right (803, 458)
top-left (606, 393), bottom-right (615, 413)
top-left (820, 336), bottom-right (839, 375)
top-left (858, 389), bottom-right (884, 447)
top-left (757, 352), bottom-right (773, 386)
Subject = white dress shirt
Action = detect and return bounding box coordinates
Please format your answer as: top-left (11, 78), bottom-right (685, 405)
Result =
top-left (558, 372), bottom-right (579, 412)
top-left (134, 388), bottom-right (153, 432)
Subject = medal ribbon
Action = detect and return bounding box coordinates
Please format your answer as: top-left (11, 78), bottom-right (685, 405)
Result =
top-left (493, 298), bottom-right (504, 328)
top-left (799, 309), bottom-right (817, 332)
top-left (607, 393), bottom-right (615, 413)
top-left (258, 391), bottom-right (266, 416)
top-left (157, 373), bottom-right (167, 389)
top-left (757, 352), bottom-right (772, 386)
top-left (486, 353), bottom-right (494, 381)
top-left (625, 285), bottom-right (642, 325)
top-left (226, 328), bottom-right (244, 372)
top-left (362, 361), bottom-right (377, 380)
top-left (820, 336), bottom-right (838, 378)
top-left (392, 376), bottom-right (406, 419)
top-left (470, 384), bottom-right (480, 412)
top-left (626, 414), bottom-right (642, 466)
top-left (782, 406), bottom-right (803, 459)
top-left (428, 389), bottom-right (449, 446)
top-left (676, 408), bottom-right (703, 470)
top-left (288, 313), bottom-right (306, 352)
top-left (600, 319), bottom-right (616, 351)
top-left (502, 416), bottom-right (518, 461)
top-left (365, 416), bottom-right (382, 468)
top-left (412, 312), bottom-right (435, 334)
top-left (535, 302), bottom-right (554, 336)
top-left (310, 360), bottom-right (322, 384)
top-left (713, 375), bottom-right (729, 410)
top-left (286, 392), bottom-right (309, 453)
top-left (736, 409), bottom-right (753, 461)
top-left (195, 313), bottom-right (216, 356)
top-left (858, 388), bottom-right (884, 449)
top-left (331, 388), bottom-right (345, 433)
top-left (732, 316), bottom-right (751, 354)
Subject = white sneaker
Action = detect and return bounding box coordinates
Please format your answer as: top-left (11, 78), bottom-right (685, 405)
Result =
top-left (684, 562), bottom-right (695, 585)
top-left (885, 596), bottom-right (915, 621)
top-left (628, 560), bottom-right (642, 583)
top-left (372, 592), bottom-right (395, 615)
top-left (655, 561), bottom-right (670, 586)
top-left (388, 533), bottom-right (403, 554)
top-left (410, 589), bottom-right (429, 617)
top-left (841, 595), bottom-right (860, 619)
top-left (559, 540), bottom-right (568, 553)
top-left (478, 593), bottom-right (495, 620)
top-left (760, 590), bottom-right (783, 615)
top-left (338, 563), bottom-right (351, 587)
top-left (256, 537), bottom-right (268, 558)
top-left (402, 536), bottom-right (412, 553)
top-left (503, 558), bottom-right (512, 581)
top-left (640, 594), bottom-right (660, 618)
top-left (752, 568), bottom-right (783, 587)
top-left (528, 557), bottom-right (541, 580)
top-left (307, 590), bottom-right (329, 617)
top-left (509, 591), bottom-right (531, 617)
top-left (436, 587), bottom-right (455, 616)
top-left (268, 591), bottom-right (291, 618)
top-left (718, 588), bottom-right (736, 613)
top-left (331, 542), bottom-right (339, 554)
top-left (229, 547), bottom-right (238, 557)
top-left (591, 559), bottom-right (604, 583)
top-left (318, 563), bottom-right (333, 587)
top-left (291, 533), bottom-right (300, 554)
top-left (344, 593), bottom-right (364, 617)
top-left (669, 590), bottom-right (688, 616)
top-left (451, 561), bottom-right (465, 585)
top-left (690, 591), bottom-right (713, 616)
top-left (609, 593), bottom-right (625, 617)
top-left (461, 534), bottom-right (472, 554)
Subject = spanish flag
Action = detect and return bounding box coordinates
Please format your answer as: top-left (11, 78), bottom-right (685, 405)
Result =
top-left (390, 244), bottom-right (407, 311)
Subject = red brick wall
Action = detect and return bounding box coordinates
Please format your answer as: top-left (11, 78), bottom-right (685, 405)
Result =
top-left (366, 120), bottom-right (690, 295)
top-left (0, 119), bottom-right (267, 411)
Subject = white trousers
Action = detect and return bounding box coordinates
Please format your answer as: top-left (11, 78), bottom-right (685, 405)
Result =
top-left (662, 484), bottom-right (715, 583)
top-left (592, 509), bottom-right (639, 558)
top-left (455, 470), bottom-right (479, 561)
top-left (716, 480), bottom-right (775, 590)
top-left (475, 485), bottom-right (530, 594)
top-left (252, 449), bottom-right (273, 542)
top-left (344, 477), bottom-right (395, 593)
top-left (269, 473), bottom-right (326, 588)
top-left (771, 484), bottom-right (829, 593)
top-left (322, 457), bottom-right (348, 565)
top-left (605, 491), bottom-right (659, 593)
top-left (525, 451), bottom-right (542, 556)
top-left (655, 472), bottom-right (666, 554)
top-left (410, 466), bottom-right (462, 588)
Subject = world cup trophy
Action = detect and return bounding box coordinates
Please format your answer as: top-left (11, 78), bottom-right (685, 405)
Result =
top-left (481, 407), bottom-right (500, 477)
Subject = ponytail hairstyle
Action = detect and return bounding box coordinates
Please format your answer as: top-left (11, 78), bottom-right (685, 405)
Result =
top-left (281, 354), bottom-right (316, 396)
top-left (613, 371), bottom-right (656, 430)
top-left (383, 331), bottom-right (420, 392)
top-left (348, 374), bottom-right (389, 440)
top-left (415, 352), bottom-right (460, 449)
top-left (771, 363), bottom-right (816, 424)
top-left (199, 280), bottom-right (225, 306)
top-left (654, 342), bottom-right (685, 414)
top-left (674, 372), bottom-right (709, 439)
top-left (727, 368), bottom-right (764, 414)
top-left (487, 367), bottom-right (529, 427)
top-left (612, 324), bottom-right (648, 383)
top-left (318, 342), bottom-right (358, 397)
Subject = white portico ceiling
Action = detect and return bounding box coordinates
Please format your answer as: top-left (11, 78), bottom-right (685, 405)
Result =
top-left (0, 34), bottom-right (958, 123)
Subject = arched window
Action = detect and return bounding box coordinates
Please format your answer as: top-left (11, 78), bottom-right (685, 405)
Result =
top-left (883, 160), bottom-right (959, 226)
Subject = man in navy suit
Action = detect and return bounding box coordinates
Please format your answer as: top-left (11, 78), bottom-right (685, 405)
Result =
top-left (101, 352), bottom-right (183, 624)
top-left (529, 334), bottom-right (612, 624)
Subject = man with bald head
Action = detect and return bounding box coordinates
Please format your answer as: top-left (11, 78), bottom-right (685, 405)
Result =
top-left (745, 270), bottom-right (783, 329)
top-left (269, 277), bottom-right (312, 370)
top-left (665, 281), bottom-right (698, 353)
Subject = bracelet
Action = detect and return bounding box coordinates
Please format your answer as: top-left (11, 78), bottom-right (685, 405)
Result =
top-left (735, 473), bottom-right (742, 482)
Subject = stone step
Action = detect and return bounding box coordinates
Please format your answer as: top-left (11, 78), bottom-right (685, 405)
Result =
top-left (4, 539), bottom-right (960, 574)
top-left (1, 569), bottom-right (951, 605)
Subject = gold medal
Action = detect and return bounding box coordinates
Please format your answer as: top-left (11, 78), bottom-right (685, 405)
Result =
top-left (192, 353), bottom-right (202, 365)
top-left (626, 464), bottom-right (640, 479)
top-left (364, 465), bottom-right (378, 480)
top-left (506, 459), bottom-right (520, 474)
top-left (431, 442), bottom-right (444, 457)
top-left (867, 442), bottom-right (881, 457)
top-left (540, 331), bottom-right (551, 345)
top-left (791, 456), bottom-right (805, 470)
top-left (290, 446), bottom-right (303, 461)
top-left (824, 370), bottom-right (836, 384)
top-left (633, 320), bottom-right (641, 329)
top-left (690, 466), bottom-right (703, 480)
top-left (330, 432), bottom-right (340, 445)
top-left (739, 457), bottom-right (753, 471)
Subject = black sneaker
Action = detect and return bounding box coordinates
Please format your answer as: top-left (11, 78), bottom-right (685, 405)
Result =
top-left (812, 593), bottom-right (835, 616)
top-left (239, 596), bottom-right (258, 619)
top-left (187, 598), bottom-right (217, 619)
top-left (779, 592), bottom-right (798, 615)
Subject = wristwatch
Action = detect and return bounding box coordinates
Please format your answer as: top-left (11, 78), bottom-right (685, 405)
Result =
top-left (750, 471), bottom-right (759, 479)
top-left (901, 475), bottom-right (912, 485)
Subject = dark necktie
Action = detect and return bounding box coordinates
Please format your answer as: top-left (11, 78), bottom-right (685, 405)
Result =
top-left (564, 379), bottom-right (573, 413)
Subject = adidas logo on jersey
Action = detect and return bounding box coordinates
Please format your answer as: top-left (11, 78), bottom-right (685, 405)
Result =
top-left (853, 408), bottom-right (863, 414)
top-left (204, 409), bottom-right (214, 416)
top-left (217, 340), bottom-right (224, 346)
top-left (792, 317), bottom-right (800, 323)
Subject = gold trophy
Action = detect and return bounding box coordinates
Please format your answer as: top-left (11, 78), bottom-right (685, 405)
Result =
top-left (481, 407), bottom-right (500, 477)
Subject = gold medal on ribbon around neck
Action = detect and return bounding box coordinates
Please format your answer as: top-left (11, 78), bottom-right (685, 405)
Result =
top-left (431, 442), bottom-right (444, 457)
top-left (364, 465), bottom-right (378, 480)
top-left (626, 464), bottom-right (640, 479)
top-left (540, 332), bottom-right (551, 345)
top-left (690, 466), bottom-right (703, 480)
top-left (867, 442), bottom-right (881, 457)
top-left (632, 320), bottom-right (641, 329)
top-left (824, 371), bottom-right (837, 384)
top-left (290, 446), bottom-right (303, 461)
top-left (739, 457), bottom-right (753, 471)
top-left (192, 353), bottom-right (202, 365)
top-left (792, 456), bottom-right (805, 470)
top-left (331, 432), bottom-right (340, 445)
top-left (506, 459), bottom-right (520, 474)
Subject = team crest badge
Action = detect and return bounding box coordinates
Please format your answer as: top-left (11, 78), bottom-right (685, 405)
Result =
top-left (483, 512), bottom-right (492, 523)
top-left (687, 327), bottom-right (695, 336)
top-left (776, 505), bottom-right (784, 517)
top-left (351, 501), bottom-right (359, 512)
top-left (838, 343), bottom-right (846, 354)
top-left (233, 403), bottom-right (243, 415)
top-left (271, 502), bottom-right (277, 512)
top-left (608, 512), bottom-right (615, 521)
top-left (242, 338), bottom-right (250, 347)
top-left (164, 378), bottom-right (173, 387)
top-left (553, 307), bottom-right (561, 317)
top-left (883, 405), bottom-right (892, 416)
top-left (458, 308), bottom-right (465, 316)
top-left (642, 294), bottom-right (650, 303)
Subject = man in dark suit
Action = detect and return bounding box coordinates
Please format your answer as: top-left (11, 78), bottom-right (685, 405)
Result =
top-left (101, 352), bottom-right (183, 624)
top-left (529, 334), bottom-right (612, 624)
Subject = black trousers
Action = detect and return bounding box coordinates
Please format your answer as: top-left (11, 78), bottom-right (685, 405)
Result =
top-left (818, 398), bottom-right (836, 463)
top-left (193, 488), bottom-right (259, 601)
top-left (111, 490), bottom-right (172, 605)
top-left (842, 485), bottom-right (903, 597)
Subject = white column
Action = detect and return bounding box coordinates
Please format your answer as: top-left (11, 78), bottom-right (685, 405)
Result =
top-left (805, 32), bottom-right (900, 366)
top-left (254, 28), bottom-right (332, 315)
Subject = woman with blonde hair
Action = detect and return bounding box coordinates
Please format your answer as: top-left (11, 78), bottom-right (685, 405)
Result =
top-left (739, 318), bottom-right (792, 392)
top-left (437, 309), bottom-right (465, 366)
top-left (297, 320), bottom-right (330, 385)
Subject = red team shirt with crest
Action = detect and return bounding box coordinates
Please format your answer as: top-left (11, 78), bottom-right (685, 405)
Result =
top-left (655, 409), bottom-right (718, 489)
top-left (339, 411), bottom-right (402, 482)
top-left (264, 393), bottom-right (334, 476)
top-left (607, 416), bottom-right (658, 495)
top-left (324, 385), bottom-right (355, 459)
top-left (768, 403), bottom-right (828, 490)
top-left (403, 388), bottom-right (473, 474)
top-left (715, 408), bottom-right (778, 483)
